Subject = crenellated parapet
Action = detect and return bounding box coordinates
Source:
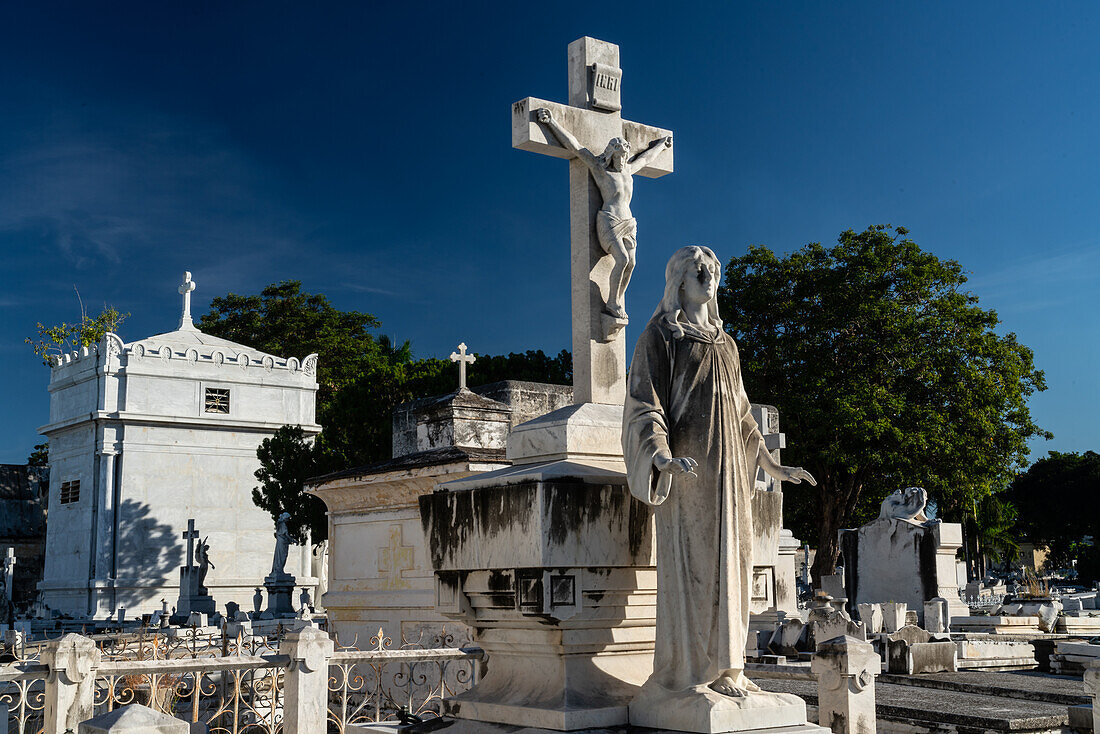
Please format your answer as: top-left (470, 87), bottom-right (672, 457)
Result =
top-left (48, 332), bottom-right (318, 383)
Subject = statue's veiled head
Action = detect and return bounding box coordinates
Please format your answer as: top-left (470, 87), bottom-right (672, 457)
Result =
top-left (654, 245), bottom-right (724, 338)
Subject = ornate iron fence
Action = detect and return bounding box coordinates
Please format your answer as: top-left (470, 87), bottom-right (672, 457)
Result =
top-left (1, 625), bottom-right (478, 734)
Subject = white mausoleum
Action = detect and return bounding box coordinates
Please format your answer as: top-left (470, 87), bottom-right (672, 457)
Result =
top-left (38, 273), bottom-right (321, 618)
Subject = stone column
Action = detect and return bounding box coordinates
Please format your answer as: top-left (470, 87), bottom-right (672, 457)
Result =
top-left (42, 633), bottom-right (101, 733)
top-left (279, 626), bottom-right (334, 734)
top-left (812, 635), bottom-right (879, 734)
top-left (1085, 661), bottom-right (1100, 734)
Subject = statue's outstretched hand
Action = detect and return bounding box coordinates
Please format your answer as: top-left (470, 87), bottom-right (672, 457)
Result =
top-left (535, 108), bottom-right (552, 123)
top-left (780, 466), bottom-right (816, 486)
top-left (655, 454), bottom-right (698, 478)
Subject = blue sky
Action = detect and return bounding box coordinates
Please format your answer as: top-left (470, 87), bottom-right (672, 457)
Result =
top-left (2, 2), bottom-right (1097, 464)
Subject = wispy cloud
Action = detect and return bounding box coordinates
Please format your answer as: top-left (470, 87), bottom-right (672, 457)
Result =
top-left (966, 241), bottom-right (1100, 313)
top-left (337, 282), bottom-right (401, 297)
top-left (0, 102), bottom-right (307, 271)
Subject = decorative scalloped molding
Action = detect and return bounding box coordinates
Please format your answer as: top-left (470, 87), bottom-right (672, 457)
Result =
top-left (50, 336), bottom-right (320, 381)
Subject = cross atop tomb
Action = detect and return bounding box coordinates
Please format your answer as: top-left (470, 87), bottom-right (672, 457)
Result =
top-left (449, 342), bottom-right (476, 391)
top-left (178, 271), bottom-right (197, 330)
top-left (512, 37), bottom-right (674, 405)
top-left (182, 519), bottom-right (199, 569)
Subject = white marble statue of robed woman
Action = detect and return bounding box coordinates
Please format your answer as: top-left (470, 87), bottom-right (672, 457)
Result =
top-left (270, 512), bottom-right (292, 578)
top-left (623, 246), bottom-right (816, 731)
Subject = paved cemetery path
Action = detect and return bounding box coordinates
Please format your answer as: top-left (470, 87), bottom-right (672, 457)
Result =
top-left (757, 676), bottom-right (1073, 732)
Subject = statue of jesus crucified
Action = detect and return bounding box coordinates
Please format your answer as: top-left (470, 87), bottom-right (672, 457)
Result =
top-left (536, 107), bottom-right (673, 322)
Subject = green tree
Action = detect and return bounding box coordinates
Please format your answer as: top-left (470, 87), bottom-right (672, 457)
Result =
top-left (26, 301), bottom-right (128, 366)
top-left (1008, 451), bottom-right (1100, 580)
top-left (718, 225), bottom-right (1049, 581)
top-left (969, 494), bottom-right (1020, 574)
top-left (253, 425), bottom-right (327, 543)
top-left (201, 281), bottom-right (572, 542)
top-left (27, 443), bottom-right (49, 467)
top-left (199, 281), bottom-right (411, 468)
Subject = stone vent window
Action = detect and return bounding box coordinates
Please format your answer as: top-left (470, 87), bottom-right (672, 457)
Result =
top-left (59, 480), bottom-right (80, 504)
top-left (204, 387), bottom-right (230, 414)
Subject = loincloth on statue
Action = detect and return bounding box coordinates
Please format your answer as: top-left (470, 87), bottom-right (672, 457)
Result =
top-left (596, 210), bottom-right (638, 254)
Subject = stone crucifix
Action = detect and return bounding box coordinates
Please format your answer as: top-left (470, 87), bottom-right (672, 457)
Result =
top-left (178, 271), bottom-right (197, 330)
top-left (182, 519), bottom-right (199, 569)
top-left (449, 342), bottom-right (476, 391)
top-left (512, 37), bottom-right (674, 405)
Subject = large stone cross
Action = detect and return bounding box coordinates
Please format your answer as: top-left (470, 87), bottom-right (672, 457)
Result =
top-left (182, 519), bottom-right (199, 569)
top-left (178, 271), bottom-right (197, 330)
top-left (449, 342), bottom-right (476, 391)
top-left (512, 37), bottom-right (674, 405)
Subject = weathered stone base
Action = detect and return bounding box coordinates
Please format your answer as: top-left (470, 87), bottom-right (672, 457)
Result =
top-left (954, 638), bottom-right (1037, 671)
top-left (264, 573), bottom-right (297, 617)
top-left (628, 685), bottom-right (808, 734)
top-left (359, 722), bottom-right (829, 734)
top-left (949, 616), bottom-right (1042, 635)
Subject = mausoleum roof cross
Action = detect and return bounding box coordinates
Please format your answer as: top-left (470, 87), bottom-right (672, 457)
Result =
top-left (449, 343), bottom-right (476, 391)
top-left (178, 271), bottom-right (197, 330)
top-left (511, 37), bottom-right (674, 405)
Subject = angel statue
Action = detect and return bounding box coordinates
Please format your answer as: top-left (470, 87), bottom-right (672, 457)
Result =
top-left (195, 537), bottom-right (215, 595)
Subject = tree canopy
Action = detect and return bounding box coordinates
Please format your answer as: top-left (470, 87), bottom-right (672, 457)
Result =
top-left (253, 425), bottom-right (327, 544)
top-left (1008, 450), bottom-right (1100, 580)
top-left (717, 225), bottom-right (1050, 579)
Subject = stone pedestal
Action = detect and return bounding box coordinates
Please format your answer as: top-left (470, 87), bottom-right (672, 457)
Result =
top-left (280, 626), bottom-right (335, 734)
top-left (629, 687), bottom-right (809, 733)
top-left (264, 572), bottom-right (297, 618)
top-left (170, 567), bottom-right (216, 624)
top-left (43, 633), bottom-right (100, 734)
top-left (1084, 661), bottom-right (1100, 734)
top-left (811, 635), bottom-right (879, 734)
top-left (839, 519), bottom-right (966, 625)
top-left (421, 456), bottom-right (656, 730)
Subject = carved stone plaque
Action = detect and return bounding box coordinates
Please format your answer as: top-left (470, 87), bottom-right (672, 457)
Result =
top-left (590, 62), bottom-right (622, 111)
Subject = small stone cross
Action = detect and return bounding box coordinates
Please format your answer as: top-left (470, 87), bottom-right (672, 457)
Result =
top-left (449, 342), bottom-right (476, 391)
top-left (178, 271), bottom-right (197, 329)
top-left (182, 519), bottom-right (199, 569)
top-left (2, 547), bottom-right (14, 602)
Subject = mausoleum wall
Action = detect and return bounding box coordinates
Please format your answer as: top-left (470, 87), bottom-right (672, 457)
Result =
top-left (38, 320), bottom-right (321, 618)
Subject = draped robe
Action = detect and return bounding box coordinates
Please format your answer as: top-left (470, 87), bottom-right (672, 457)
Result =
top-left (623, 316), bottom-right (765, 693)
